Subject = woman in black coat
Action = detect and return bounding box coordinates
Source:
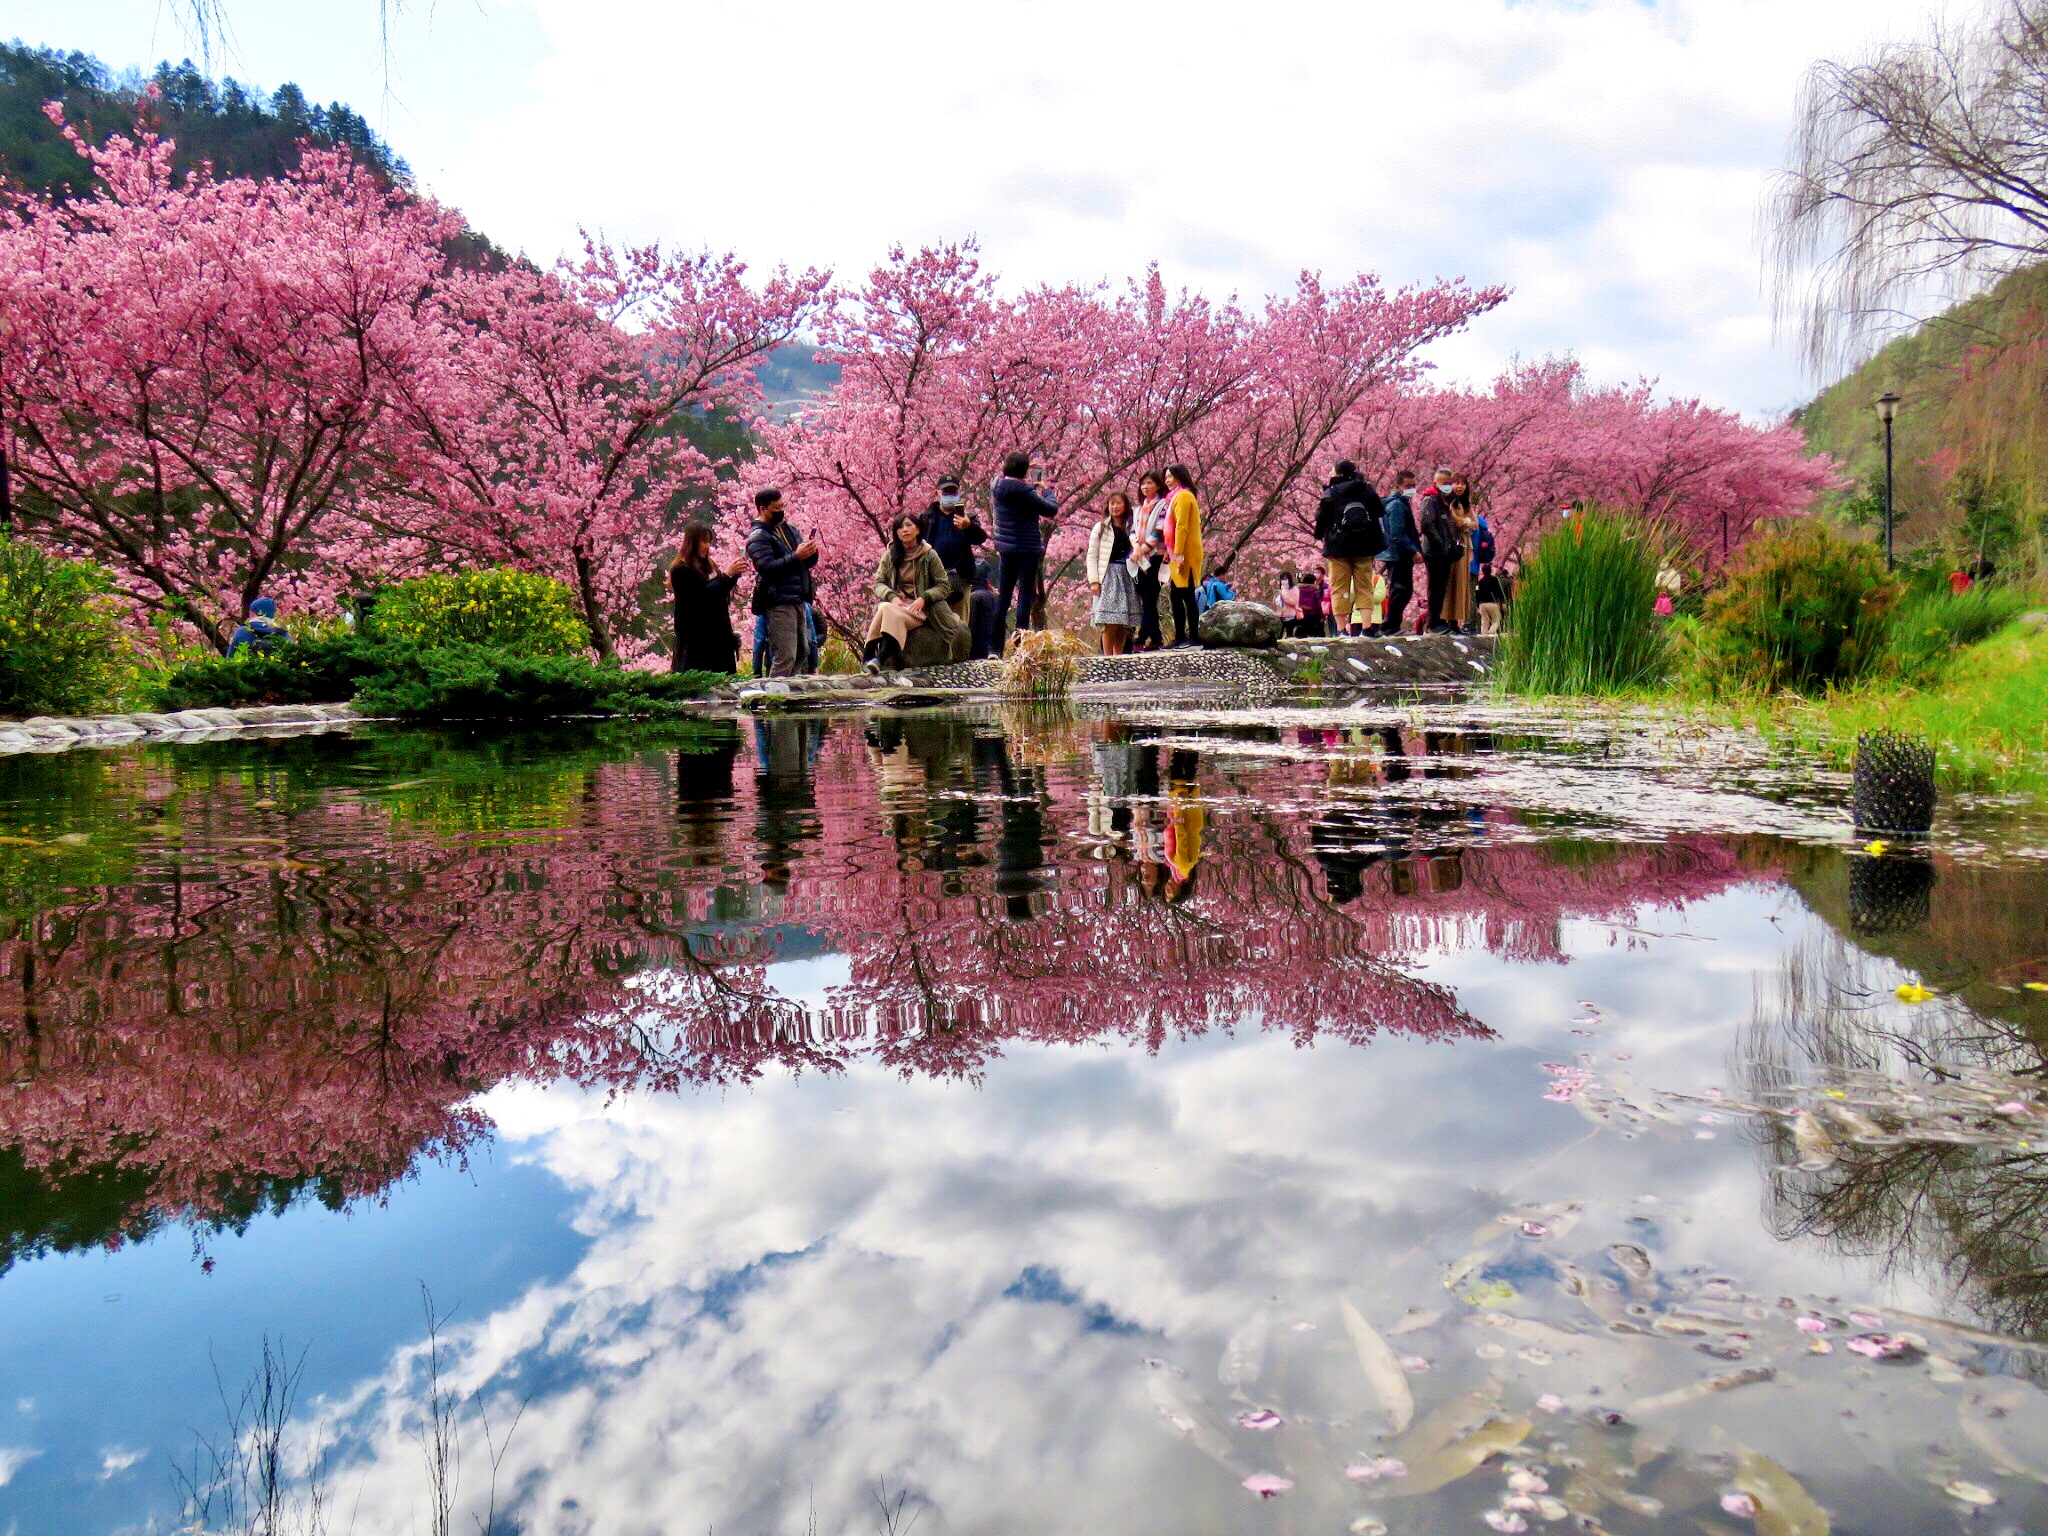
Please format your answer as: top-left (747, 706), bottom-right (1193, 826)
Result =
top-left (671, 523), bottom-right (747, 673)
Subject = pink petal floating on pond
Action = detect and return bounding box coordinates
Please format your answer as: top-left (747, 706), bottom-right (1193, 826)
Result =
top-left (1345, 1457), bottom-right (1409, 1482)
top-left (1794, 1316), bottom-right (1828, 1334)
top-left (1400, 1355), bottom-right (1431, 1373)
top-left (1849, 1310), bottom-right (1884, 1328)
top-left (1999, 1101), bottom-right (2031, 1115)
top-left (1536, 1393), bottom-right (1567, 1414)
top-left (1519, 1220), bottom-right (1551, 1239)
top-left (1720, 1492), bottom-right (1759, 1518)
top-left (1289, 1322), bottom-right (1317, 1332)
top-left (1484, 1513), bottom-right (1529, 1533)
top-left (1236, 1409), bottom-right (1283, 1430)
top-left (1242, 1473), bottom-right (1292, 1498)
top-left (1846, 1332), bottom-right (1920, 1360)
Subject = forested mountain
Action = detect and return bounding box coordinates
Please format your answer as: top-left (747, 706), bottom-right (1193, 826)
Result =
top-left (0, 42), bottom-right (407, 197)
top-left (1796, 265), bottom-right (2048, 568)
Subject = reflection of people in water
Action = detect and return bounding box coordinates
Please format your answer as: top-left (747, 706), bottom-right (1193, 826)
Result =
top-left (674, 724), bottom-right (742, 873)
top-left (983, 732), bottom-right (1050, 920)
top-left (752, 717), bottom-right (827, 896)
top-left (1162, 749), bottom-right (1204, 899)
top-left (1311, 733), bottom-right (1385, 904)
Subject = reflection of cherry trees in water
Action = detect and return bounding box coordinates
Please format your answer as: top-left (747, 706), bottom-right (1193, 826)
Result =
top-left (0, 715), bottom-right (1771, 1249)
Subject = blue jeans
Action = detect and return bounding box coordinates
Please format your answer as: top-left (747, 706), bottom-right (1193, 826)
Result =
top-left (997, 550), bottom-right (1042, 643)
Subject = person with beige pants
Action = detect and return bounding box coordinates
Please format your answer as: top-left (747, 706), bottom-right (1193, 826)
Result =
top-left (1312, 460), bottom-right (1387, 638)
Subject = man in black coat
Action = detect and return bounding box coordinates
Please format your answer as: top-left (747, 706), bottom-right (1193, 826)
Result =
top-left (989, 449), bottom-right (1058, 646)
top-left (745, 487), bottom-right (819, 676)
top-left (1313, 460), bottom-right (1386, 636)
top-left (917, 474), bottom-right (987, 619)
top-left (1416, 470), bottom-right (1459, 635)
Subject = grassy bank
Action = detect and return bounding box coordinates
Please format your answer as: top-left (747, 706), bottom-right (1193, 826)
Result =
top-left (1699, 622), bottom-right (2048, 794)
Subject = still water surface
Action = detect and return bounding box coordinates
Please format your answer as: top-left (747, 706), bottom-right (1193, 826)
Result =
top-left (1, 700), bottom-right (2045, 1534)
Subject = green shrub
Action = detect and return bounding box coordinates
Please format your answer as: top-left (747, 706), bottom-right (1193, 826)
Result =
top-left (1879, 585), bottom-right (2036, 684)
top-left (150, 635), bottom-right (720, 720)
top-left (1495, 511), bottom-right (1668, 695)
top-left (363, 569), bottom-right (589, 657)
top-left (149, 635), bottom-right (387, 711)
top-left (349, 645), bottom-right (720, 721)
top-left (1701, 520), bottom-right (1900, 694)
top-left (0, 536), bottom-right (128, 717)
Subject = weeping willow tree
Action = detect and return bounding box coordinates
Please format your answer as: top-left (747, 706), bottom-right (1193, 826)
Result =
top-left (1774, 3), bottom-right (2048, 569)
top-left (1772, 1), bottom-right (2048, 376)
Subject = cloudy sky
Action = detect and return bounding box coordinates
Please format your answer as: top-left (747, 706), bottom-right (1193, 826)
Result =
top-left (3, 0), bottom-right (1953, 416)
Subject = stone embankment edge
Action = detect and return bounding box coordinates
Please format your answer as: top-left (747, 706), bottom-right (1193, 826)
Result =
top-left (0, 703), bottom-right (365, 756)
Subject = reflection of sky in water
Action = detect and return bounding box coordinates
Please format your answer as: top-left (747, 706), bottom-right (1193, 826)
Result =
top-left (1, 713), bottom-right (2045, 1534)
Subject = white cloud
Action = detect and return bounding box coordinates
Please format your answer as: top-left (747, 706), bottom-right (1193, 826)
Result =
top-left (5, 0), bottom-right (1963, 413)
top-left (0, 1447), bottom-right (38, 1487)
top-left (97, 1446), bottom-right (146, 1480)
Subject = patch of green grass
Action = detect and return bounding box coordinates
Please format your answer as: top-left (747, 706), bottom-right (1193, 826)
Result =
top-left (1708, 621), bottom-right (2048, 793)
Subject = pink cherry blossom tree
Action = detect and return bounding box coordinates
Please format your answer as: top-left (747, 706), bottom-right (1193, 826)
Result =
top-left (404, 243), bottom-right (828, 660)
top-left (0, 111), bottom-right (458, 648)
top-left (736, 244), bottom-right (1505, 630)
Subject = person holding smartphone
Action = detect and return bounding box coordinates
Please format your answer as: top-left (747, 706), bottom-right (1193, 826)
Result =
top-left (745, 487), bottom-right (820, 676)
top-left (989, 449), bottom-right (1058, 649)
top-left (917, 473), bottom-right (986, 620)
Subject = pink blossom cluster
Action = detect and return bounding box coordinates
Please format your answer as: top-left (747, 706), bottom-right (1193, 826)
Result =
top-left (0, 111), bottom-right (825, 658)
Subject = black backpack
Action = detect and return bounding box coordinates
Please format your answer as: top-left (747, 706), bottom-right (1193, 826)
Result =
top-left (1336, 500), bottom-right (1385, 558)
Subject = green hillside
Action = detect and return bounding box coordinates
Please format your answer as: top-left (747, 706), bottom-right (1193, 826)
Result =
top-left (1796, 264), bottom-right (2048, 571)
top-left (0, 42), bottom-right (408, 197)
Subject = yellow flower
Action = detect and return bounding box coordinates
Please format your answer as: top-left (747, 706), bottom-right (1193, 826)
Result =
top-left (1895, 982), bottom-right (1935, 1004)
top-left (2025, 982), bottom-right (2048, 993)
top-left (1864, 839), bottom-right (1889, 856)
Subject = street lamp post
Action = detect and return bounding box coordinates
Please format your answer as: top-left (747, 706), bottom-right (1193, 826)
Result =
top-left (1875, 392), bottom-right (1901, 571)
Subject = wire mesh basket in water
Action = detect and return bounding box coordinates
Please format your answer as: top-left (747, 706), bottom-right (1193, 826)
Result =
top-left (1852, 730), bottom-right (1936, 835)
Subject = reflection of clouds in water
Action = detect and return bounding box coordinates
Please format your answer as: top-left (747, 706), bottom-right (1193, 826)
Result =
top-left (303, 887), bottom-right (1946, 1533)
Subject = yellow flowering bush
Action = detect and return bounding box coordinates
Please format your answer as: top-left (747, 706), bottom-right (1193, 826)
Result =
top-left (0, 536), bottom-right (128, 717)
top-left (364, 569), bottom-right (590, 657)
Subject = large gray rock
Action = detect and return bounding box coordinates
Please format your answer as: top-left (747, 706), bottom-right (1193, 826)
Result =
top-left (1197, 600), bottom-right (1284, 649)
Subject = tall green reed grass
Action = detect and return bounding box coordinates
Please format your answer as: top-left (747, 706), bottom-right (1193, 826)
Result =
top-left (1494, 510), bottom-right (1668, 696)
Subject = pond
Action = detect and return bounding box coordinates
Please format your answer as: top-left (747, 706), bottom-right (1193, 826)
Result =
top-left (2, 697), bottom-right (2046, 1535)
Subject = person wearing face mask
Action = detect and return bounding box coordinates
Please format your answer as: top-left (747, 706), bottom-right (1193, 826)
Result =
top-left (1417, 468), bottom-right (1461, 635)
top-left (917, 474), bottom-right (987, 620)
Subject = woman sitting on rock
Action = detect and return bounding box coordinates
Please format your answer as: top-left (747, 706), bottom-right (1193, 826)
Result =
top-left (863, 514), bottom-right (960, 674)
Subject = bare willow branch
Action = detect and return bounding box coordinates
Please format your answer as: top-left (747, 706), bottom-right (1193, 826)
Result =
top-left (1771, 0), bottom-right (2048, 374)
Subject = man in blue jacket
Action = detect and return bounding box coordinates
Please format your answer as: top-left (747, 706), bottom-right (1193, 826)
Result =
top-left (745, 487), bottom-right (819, 676)
top-left (1374, 470), bottom-right (1421, 636)
top-left (989, 450), bottom-right (1058, 648)
top-left (917, 474), bottom-right (987, 618)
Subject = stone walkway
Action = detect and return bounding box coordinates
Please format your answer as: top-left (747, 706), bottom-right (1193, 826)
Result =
top-left (0, 703), bottom-right (362, 755)
top-left (727, 633), bottom-right (1495, 710)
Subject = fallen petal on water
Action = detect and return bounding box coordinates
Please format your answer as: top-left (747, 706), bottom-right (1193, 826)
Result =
top-left (1349, 1520), bottom-right (1388, 1536)
top-left (1794, 1316), bottom-right (1828, 1334)
top-left (1944, 1480), bottom-right (1997, 1507)
top-left (1241, 1473), bottom-right (1292, 1498)
top-left (1400, 1355), bottom-right (1431, 1373)
top-left (1719, 1491), bottom-right (1759, 1518)
top-left (1484, 1513), bottom-right (1529, 1533)
top-left (1236, 1409), bottom-right (1283, 1430)
top-left (1535, 1393), bottom-right (1567, 1414)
